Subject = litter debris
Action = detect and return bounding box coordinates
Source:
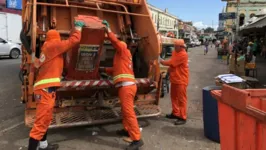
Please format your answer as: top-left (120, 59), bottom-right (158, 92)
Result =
top-left (123, 136), bottom-right (132, 143)
top-left (92, 131), bottom-right (98, 136)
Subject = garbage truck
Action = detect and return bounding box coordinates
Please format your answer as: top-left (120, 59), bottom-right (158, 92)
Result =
top-left (20, 0), bottom-right (164, 128)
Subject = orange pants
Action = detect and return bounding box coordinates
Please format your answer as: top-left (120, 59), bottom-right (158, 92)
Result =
top-left (30, 89), bottom-right (55, 140)
top-left (171, 84), bottom-right (188, 120)
top-left (118, 84), bottom-right (141, 141)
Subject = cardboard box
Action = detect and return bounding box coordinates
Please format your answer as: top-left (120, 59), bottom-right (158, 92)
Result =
top-left (215, 79), bottom-right (246, 89)
top-left (229, 55), bottom-right (245, 76)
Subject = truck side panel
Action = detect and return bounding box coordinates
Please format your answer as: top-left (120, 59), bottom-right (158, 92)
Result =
top-left (0, 13), bottom-right (22, 44)
top-left (0, 13), bottom-right (7, 40)
top-left (6, 13), bottom-right (22, 44)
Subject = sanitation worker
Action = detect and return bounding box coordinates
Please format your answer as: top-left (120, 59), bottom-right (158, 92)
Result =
top-left (27, 21), bottom-right (85, 150)
top-left (160, 39), bottom-right (189, 125)
top-left (100, 20), bottom-right (143, 150)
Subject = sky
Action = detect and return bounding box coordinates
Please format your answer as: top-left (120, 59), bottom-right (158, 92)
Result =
top-left (148, 0), bottom-right (226, 30)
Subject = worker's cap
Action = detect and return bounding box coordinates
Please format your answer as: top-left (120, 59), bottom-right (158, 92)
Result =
top-left (249, 42), bottom-right (253, 45)
top-left (46, 30), bottom-right (61, 42)
top-left (120, 41), bottom-right (127, 49)
top-left (174, 39), bottom-right (185, 47)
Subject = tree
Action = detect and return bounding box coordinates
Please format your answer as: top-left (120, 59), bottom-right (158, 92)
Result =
top-left (204, 27), bottom-right (214, 33)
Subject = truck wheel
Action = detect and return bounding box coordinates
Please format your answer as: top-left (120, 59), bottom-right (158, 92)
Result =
top-left (10, 48), bottom-right (20, 59)
top-left (166, 74), bottom-right (170, 93)
top-left (160, 78), bottom-right (168, 98)
top-left (160, 48), bottom-right (166, 59)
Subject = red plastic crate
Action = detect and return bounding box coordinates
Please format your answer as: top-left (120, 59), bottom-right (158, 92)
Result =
top-left (211, 84), bottom-right (266, 150)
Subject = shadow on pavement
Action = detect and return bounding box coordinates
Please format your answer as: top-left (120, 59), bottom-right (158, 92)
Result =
top-left (161, 125), bottom-right (208, 142)
top-left (45, 119), bottom-right (151, 149)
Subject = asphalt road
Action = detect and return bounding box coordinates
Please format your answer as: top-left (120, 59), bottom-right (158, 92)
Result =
top-left (0, 46), bottom-right (226, 150)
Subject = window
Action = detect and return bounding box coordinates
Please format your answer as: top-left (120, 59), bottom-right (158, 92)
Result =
top-left (155, 16), bottom-right (157, 23)
top-left (239, 13), bottom-right (245, 26)
top-left (250, 13), bottom-right (255, 18)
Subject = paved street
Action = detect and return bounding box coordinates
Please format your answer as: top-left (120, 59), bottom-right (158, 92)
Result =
top-left (0, 46), bottom-right (227, 150)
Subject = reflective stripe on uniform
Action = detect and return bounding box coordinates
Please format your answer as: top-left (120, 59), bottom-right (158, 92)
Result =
top-left (113, 74), bottom-right (135, 81)
top-left (34, 78), bottom-right (61, 87)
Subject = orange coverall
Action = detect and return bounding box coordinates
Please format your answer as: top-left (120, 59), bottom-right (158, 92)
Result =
top-left (161, 48), bottom-right (189, 120)
top-left (105, 32), bottom-right (141, 141)
top-left (30, 30), bottom-right (81, 140)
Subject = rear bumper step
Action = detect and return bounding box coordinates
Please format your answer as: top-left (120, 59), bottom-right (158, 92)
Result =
top-left (59, 78), bottom-right (155, 90)
top-left (25, 104), bottom-right (161, 128)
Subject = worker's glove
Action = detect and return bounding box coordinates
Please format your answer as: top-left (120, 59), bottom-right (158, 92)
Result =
top-left (74, 21), bottom-right (85, 31)
top-left (158, 56), bottom-right (164, 63)
top-left (102, 20), bottom-right (110, 28)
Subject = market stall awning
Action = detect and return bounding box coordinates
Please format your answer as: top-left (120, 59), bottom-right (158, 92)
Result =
top-left (240, 16), bottom-right (266, 35)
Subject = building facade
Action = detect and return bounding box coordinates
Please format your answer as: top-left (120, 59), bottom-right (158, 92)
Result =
top-left (148, 4), bottom-right (178, 30)
top-left (224, 0), bottom-right (266, 32)
top-left (148, 4), bottom-right (198, 39)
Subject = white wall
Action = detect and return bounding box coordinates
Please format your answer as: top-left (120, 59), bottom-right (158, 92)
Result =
top-left (149, 6), bottom-right (178, 30)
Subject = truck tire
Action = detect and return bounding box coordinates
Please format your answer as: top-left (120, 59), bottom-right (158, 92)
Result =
top-left (160, 48), bottom-right (166, 59)
top-left (10, 48), bottom-right (20, 59)
top-left (160, 77), bottom-right (168, 98)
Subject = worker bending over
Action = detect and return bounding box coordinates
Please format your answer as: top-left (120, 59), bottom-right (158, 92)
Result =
top-left (27, 21), bottom-right (85, 150)
top-left (100, 20), bottom-right (143, 150)
top-left (160, 39), bottom-right (189, 125)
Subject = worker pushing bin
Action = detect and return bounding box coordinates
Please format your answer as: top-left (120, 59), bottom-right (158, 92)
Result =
top-left (211, 84), bottom-right (266, 150)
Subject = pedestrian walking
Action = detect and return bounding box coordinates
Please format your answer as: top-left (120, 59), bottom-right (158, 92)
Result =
top-left (160, 39), bottom-right (189, 125)
top-left (204, 40), bottom-right (209, 55)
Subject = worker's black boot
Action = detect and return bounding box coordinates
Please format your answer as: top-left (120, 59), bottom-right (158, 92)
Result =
top-left (38, 143), bottom-right (59, 150)
top-left (125, 139), bottom-right (144, 150)
top-left (116, 129), bottom-right (129, 137)
top-left (28, 137), bottom-right (39, 150)
top-left (165, 113), bottom-right (181, 120)
top-left (174, 118), bottom-right (187, 125)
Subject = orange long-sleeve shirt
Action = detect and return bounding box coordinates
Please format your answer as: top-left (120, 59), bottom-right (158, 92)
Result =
top-left (105, 32), bottom-right (135, 84)
top-left (34, 30), bottom-right (81, 90)
top-left (161, 49), bottom-right (189, 85)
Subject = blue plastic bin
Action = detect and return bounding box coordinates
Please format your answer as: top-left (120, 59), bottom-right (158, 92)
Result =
top-left (202, 85), bottom-right (221, 143)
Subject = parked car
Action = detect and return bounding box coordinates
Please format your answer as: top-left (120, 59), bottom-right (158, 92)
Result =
top-left (0, 38), bottom-right (21, 59)
top-left (191, 41), bottom-right (197, 47)
top-left (195, 40), bottom-right (201, 46)
top-left (184, 38), bottom-right (192, 48)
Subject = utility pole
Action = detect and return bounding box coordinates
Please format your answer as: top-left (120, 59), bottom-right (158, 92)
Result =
top-left (235, 0), bottom-right (240, 40)
top-left (234, 0), bottom-right (240, 68)
top-left (157, 12), bottom-right (160, 31)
